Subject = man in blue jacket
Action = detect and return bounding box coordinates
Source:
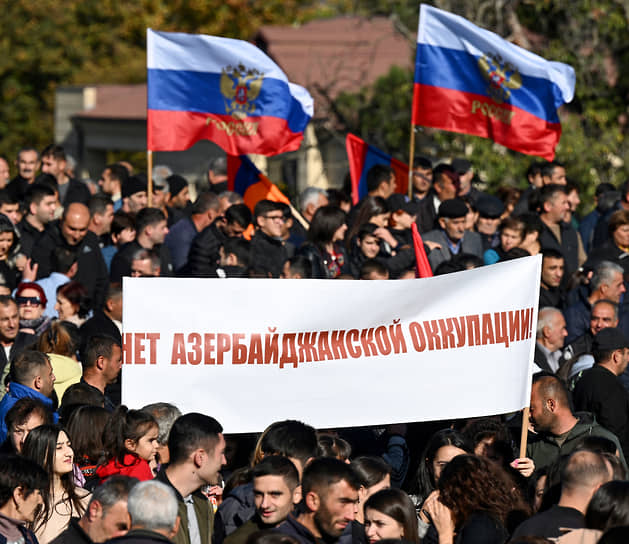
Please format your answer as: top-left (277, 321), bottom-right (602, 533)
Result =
top-left (0, 350), bottom-right (57, 443)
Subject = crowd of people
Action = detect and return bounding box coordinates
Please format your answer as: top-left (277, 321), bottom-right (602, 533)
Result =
top-left (0, 144), bottom-right (628, 544)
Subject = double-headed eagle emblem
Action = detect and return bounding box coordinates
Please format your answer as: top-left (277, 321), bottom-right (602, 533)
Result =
top-left (477, 52), bottom-right (521, 103)
top-left (220, 63), bottom-right (264, 118)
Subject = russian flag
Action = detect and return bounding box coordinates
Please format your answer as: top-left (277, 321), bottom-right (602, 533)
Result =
top-left (413, 5), bottom-right (575, 160)
top-left (226, 155), bottom-right (290, 212)
top-left (147, 29), bottom-right (314, 156)
top-left (346, 134), bottom-right (409, 205)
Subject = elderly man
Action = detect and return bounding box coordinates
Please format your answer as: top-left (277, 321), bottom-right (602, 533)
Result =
top-left (142, 403), bottom-right (182, 465)
top-left (51, 476), bottom-right (137, 544)
top-left (560, 300), bottom-right (619, 385)
top-left (423, 198), bottom-right (483, 272)
top-left (535, 307), bottom-right (568, 374)
top-left (565, 260), bottom-right (626, 342)
top-left (107, 480), bottom-right (180, 544)
top-left (7, 147), bottom-right (40, 203)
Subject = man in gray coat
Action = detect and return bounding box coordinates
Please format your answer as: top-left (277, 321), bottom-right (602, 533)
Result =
top-left (422, 198), bottom-right (483, 272)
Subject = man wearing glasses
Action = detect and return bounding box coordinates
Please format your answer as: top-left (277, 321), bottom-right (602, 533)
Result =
top-left (250, 200), bottom-right (288, 278)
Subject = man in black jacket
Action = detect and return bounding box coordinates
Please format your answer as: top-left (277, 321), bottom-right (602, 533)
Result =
top-left (185, 204), bottom-right (251, 277)
top-left (250, 200), bottom-right (288, 278)
top-left (51, 476), bottom-right (137, 544)
top-left (276, 458), bottom-right (360, 544)
top-left (80, 284), bottom-right (122, 348)
top-left (17, 183), bottom-right (57, 257)
top-left (110, 208), bottom-right (172, 282)
top-left (538, 184), bottom-right (586, 278)
top-left (32, 203), bottom-right (108, 311)
top-left (6, 147), bottom-right (40, 203)
top-left (573, 327), bottom-right (629, 458)
top-left (108, 481), bottom-right (180, 544)
top-left (41, 144), bottom-right (90, 206)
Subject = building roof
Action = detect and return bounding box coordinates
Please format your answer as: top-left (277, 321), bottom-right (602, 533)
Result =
top-left (74, 85), bottom-right (147, 120)
top-left (255, 16), bottom-right (414, 117)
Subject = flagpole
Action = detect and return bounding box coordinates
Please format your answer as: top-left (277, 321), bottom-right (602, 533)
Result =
top-left (147, 150), bottom-right (153, 207)
top-left (290, 203), bottom-right (309, 230)
top-left (519, 407), bottom-right (530, 458)
top-left (407, 124), bottom-right (415, 199)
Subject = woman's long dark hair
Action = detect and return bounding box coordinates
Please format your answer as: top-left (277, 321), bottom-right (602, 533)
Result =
top-left (307, 206), bottom-right (347, 251)
top-left (345, 196), bottom-right (388, 248)
top-left (22, 424), bottom-right (86, 531)
top-left (66, 405), bottom-right (110, 463)
top-left (415, 428), bottom-right (471, 502)
top-left (586, 481), bottom-right (629, 532)
top-left (364, 488), bottom-right (419, 544)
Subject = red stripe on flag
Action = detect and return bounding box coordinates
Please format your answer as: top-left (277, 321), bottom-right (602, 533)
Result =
top-left (411, 223), bottom-right (433, 278)
top-left (148, 111), bottom-right (305, 154)
top-left (226, 155), bottom-right (241, 192)
top-left (412, 84), bottom-right (561, 160)
top-left (390, 158), bottom-right (409, 197)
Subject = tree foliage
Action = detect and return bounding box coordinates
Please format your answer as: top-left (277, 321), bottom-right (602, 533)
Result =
top-left (322, 0), bottom-right (629, 210)
top-left (0, 1), bottom-right (319, 162)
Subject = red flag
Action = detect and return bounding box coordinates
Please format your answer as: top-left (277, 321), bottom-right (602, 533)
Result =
top-left (346, 134), bottom-right (408, 205)
top-left (411, 223), bottom-right (433, 278)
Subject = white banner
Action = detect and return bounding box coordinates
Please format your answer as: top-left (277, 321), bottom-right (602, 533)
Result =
top-left (122, 255), bottom-right (541, 432)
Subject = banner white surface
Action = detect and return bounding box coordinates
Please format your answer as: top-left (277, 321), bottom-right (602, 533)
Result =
top-left (122, 255), bottom-right (541, 432)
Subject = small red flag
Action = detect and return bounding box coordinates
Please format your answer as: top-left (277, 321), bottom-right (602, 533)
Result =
top-left (411, 223), bottom-right (433, 278)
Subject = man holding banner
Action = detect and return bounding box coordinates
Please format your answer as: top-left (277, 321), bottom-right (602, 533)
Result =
top-left (527, 373), bottom-right (625, 471)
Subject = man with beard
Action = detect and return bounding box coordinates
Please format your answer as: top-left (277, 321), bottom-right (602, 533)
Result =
top-left (526, 372), bottom-right (625, 472)
top-left (276, 458), bottom-right (360, 544)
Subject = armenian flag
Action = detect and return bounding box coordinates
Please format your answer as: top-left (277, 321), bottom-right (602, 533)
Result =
top-left (346, 134), bottom-right (408, 205)
top-left (226, 155), bottom-right (290, 212)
